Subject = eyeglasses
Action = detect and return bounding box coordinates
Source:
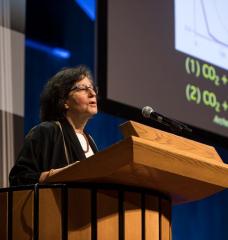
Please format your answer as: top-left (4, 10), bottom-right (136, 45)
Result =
top-left (70, 84), bottom-right (98, 95)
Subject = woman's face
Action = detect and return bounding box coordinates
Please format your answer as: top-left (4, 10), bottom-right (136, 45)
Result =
top-left (65, 76), bottom-right (98, 120)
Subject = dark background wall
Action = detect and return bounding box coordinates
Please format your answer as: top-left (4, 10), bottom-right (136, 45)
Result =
top-left (24, 1), bottom-right (228, 240)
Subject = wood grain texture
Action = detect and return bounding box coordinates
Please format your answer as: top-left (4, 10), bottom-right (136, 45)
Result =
top-left (12, 190), bottom-right (34, 240)
top-left (39, 189), bottom-right (62, 239)
top-left (2, 186), bottom-right (172, 240)
top-left (68, 188), bottom-right (91, 240)
top-left (120, 121), bottom-right (223, 164)
top-left (145, 195), bottom-right (159, 240)
top-left (124, 192), bottom-right (142, 240)
top-left (0, 192), bottom-right (7, 239)
top-left (160, 199), bottom-right (171, 240)
top-left (47, 133), bottom-right (228, 204)
top-left (97, 190), bottom-right (119, 240)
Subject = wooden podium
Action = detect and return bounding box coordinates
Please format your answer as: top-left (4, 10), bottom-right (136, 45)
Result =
top-left (0, 121), bottom-right (227, 240)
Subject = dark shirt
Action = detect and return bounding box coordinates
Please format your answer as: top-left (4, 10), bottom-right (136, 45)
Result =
top-left (9, 119), bottom-right (98, 186)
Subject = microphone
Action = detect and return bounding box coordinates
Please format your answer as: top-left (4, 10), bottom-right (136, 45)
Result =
top-left (142, 106), bottom-right (192, 133)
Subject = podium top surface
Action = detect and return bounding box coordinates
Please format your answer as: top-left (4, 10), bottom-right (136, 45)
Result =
top-left (47, 122), bottom-right (228, 204)
top-left (120, 121), bottom-right (224, 165)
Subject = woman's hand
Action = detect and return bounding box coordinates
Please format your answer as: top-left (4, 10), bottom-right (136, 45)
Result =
top-left (39, 165), bottom-right (73, 183)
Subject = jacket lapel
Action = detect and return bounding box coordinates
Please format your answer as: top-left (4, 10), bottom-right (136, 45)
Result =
top-left (60, 119), bottom-right (86, 163)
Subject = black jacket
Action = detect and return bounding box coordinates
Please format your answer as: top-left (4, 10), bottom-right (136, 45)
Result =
top-left (9, 119), bottom-right (98, 186)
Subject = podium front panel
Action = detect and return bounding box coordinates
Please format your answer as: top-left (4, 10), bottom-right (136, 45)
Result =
top-left (0, 184), bottom-right (171, 240)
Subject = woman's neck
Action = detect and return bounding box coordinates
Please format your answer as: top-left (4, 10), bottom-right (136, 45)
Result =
top-left (66, 114), bottom-right (88, 133)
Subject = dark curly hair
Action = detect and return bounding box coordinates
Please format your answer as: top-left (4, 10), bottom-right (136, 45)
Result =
top-left (40, 65), bottom-right (93, 122)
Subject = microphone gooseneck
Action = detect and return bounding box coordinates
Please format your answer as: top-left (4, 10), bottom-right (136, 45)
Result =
top-left (142, 106), bottom-right (192, 134)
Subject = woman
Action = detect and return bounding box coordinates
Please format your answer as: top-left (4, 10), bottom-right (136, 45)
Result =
top-left (9, 65), bottom-right (98, 186)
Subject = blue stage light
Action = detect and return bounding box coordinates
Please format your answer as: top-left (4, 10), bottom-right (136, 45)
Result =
top-left (26, 39), bottom-right (71, 59)
top-left (52, 48), bottom-right (71, 59)
top-left (75, 0), bottom-right (96, 21)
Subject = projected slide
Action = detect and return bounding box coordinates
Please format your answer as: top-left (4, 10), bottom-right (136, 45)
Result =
top-left (175, 0), bottom-right (228, 71)
top-left (97, 0), bottom-right (228, 143)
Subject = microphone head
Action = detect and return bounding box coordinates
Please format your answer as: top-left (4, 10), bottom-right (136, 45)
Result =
top-left (142, 106), bottom-right (154, 118)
